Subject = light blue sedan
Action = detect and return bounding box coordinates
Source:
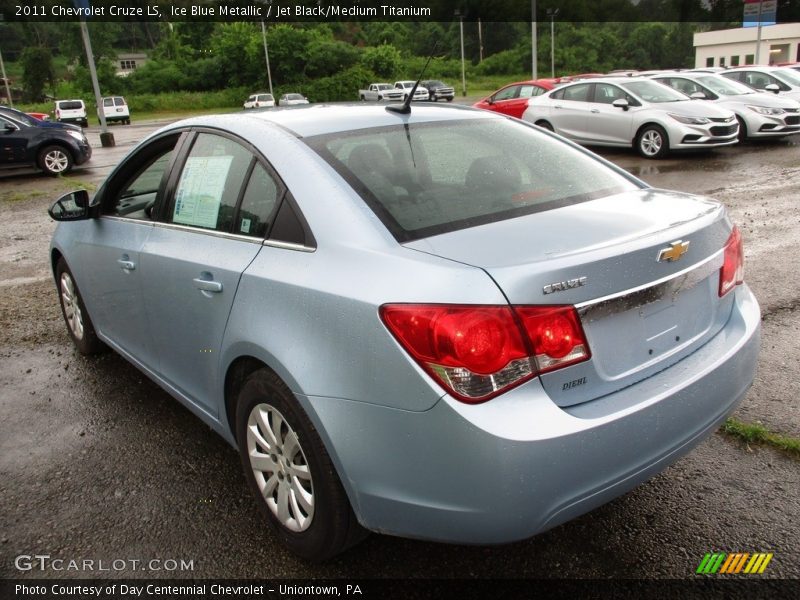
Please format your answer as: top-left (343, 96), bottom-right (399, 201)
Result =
top-left (49, 104), bottom-right (760, 561)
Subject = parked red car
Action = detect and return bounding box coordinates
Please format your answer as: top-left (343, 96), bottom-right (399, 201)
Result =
top-left (473, 80), bottom-right (555, 119)
top-left (26, 112), bottom-right (50, 121)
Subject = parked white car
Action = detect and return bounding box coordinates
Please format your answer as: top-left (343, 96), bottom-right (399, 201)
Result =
top-left (243, 93), bottom-right (275, 109)
top-left (651, 72), bottom-right (800, 140)
top-left (394, 81), bottom-right (429, 102)
top-left (359, 83), bottom-right (404, 102)
top-left (279, 93), bottom-right (309, 106)
top-left (98, 96), bottom-right (130, 125)
top-left (721, 66), bottom-right (800, 102)
top-left (523, 77), bottom-right (739, 158)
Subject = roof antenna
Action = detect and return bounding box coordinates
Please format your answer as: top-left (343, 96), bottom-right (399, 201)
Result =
top-left (387, 42), bottom-right (440, 115)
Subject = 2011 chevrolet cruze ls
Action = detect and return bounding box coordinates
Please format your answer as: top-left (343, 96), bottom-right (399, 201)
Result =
top-left (49, 104), bottom-right (760, 561)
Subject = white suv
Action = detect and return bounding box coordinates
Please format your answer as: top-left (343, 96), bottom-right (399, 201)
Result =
top-left (243, 93), bottom-right (275, 109)
top-left (54, 99), bottom-right (88, 128)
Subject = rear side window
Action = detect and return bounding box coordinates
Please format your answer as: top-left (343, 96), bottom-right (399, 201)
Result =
top-left (307, 118), bottom-right (638, 242)
top-left (103, 98), bottom-right (113, 107)
top-left (563, 84), bottom-right (592, 102)
top-left (114, 97), bottom-right (126, 106)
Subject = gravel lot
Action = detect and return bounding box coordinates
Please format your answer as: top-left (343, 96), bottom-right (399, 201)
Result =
top-left (1, 120), bottom-right (798, 581)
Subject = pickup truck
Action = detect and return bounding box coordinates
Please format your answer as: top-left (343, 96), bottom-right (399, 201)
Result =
top-left (394, 81), bottom-right (430, 102)
top-left (359, 83), bottom-right (404, 102)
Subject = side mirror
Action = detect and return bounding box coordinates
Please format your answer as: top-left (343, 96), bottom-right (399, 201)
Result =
top-left (3, 122), bottom-right (18, 132)
top-left (48, 190), bottom-right (92, 221)
top-left (487, 96), bottom-right (495, 105)
top-left (764, 83), bottom-right (780, 93)
top-left (612, 98), bottom-right (630, 111)
top-left (690, 91), bottom-right (707, 100)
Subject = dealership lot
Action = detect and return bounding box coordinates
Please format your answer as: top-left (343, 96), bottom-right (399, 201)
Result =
top-left (0, 120), bottom-right (798, 578)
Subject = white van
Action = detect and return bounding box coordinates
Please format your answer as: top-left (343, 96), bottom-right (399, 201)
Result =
top-left (54, 99), bottom-right (88, 128)
top-left (98, 96), bottom-right (130, 125)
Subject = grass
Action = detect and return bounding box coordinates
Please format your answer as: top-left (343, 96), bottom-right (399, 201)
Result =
top-left (0, 190), bottom-right (49, 203)
top-left (722, 418), bottom-right (800, 459)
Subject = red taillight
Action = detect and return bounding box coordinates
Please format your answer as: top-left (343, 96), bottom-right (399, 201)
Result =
top-left (380, 304), bottom-right (590, 403)
top-left (719, 226), bottom-right (744, 297)
top-left (515, 306), bottom-right (590, 373)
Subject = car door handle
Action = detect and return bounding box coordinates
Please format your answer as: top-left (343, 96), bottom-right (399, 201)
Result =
top-left (117, 259), bottom-right (135, 271)
top-left (193, 278), bottom-right (223, 293)
top-left (553, 105), bottom-right (562, 109)
top-left (590, 109), bottom-right (600, 113)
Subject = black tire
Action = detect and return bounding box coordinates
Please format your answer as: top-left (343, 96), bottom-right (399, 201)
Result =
top-left (446, 97), bottom-right (454, 102)
top-left (360, 95), bottom-right (365, 101)
top-left (125, 118), bottom-right (131, 125)
top-left (636, 124), bottom-right (669, 159)
top-left (536, 120), bottom-right (554, 132)
top-left (38, 145), bottom-right (74, 176)
top-left (55, 258), bottom-right (105, 355)
top-left (81, 119), bottom-right (88, 128)
top-left (736, 116), bottom-right (747, 142)
top-left (236, 368), bottom-right (366, 562)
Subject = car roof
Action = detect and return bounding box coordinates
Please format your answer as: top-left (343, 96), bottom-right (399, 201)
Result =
top-left (172, 103), bottom-right (495, 138)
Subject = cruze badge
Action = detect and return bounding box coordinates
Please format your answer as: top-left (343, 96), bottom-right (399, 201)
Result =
top-left (543, 277), bottom-right (587, 295)
top-left (658, 240), bottom-right (690, 262)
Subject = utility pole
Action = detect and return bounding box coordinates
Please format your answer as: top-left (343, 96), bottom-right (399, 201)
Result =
top-left (755, 0), bottom-right (764, 64)
top-left (260, 21), bottom-right (274, 98)
top-left (456, 11), bottom-right (466, 97)
top-left (547, 8), bottom-right (559, 78)
top-left (531, 0), bottom-right (538, 80)
top-left (0, 17), bottom-right (12, 107)
top-left (79, 19), bottom-right (114, 146)
top-left (0, 46), bottom-right (11, 107)
top-left (478, 19), bottom-right (484, 63)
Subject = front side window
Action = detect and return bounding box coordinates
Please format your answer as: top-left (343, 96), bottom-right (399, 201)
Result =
top-left (593, 83), bottom-right (627, 104)
top-left (170, 133), bottom-right (252, 233)
top-left (619, 80), bottom-right (687, 103)
top-left (696, 75), bottom-right (753, 96)
top-left (104, 134), bottom-right (181, 220)
top-left (307, 118), bottom-right (638, 242)
top-left (493, 86), bottom-right (519, 102)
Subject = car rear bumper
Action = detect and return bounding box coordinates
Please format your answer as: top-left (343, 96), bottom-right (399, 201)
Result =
top-left (301, 284), bottom-right (760, 544)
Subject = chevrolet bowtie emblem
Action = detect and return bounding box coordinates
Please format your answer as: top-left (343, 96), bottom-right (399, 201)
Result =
top-left (658, 240), bottom-right (690, 262)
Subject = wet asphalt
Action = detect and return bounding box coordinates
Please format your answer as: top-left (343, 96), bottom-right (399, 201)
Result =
top-left (0, 117), bottom-right (798, 581)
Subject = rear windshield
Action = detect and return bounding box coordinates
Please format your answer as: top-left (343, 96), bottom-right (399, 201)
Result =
top-left (306, 118), bottom-right (639, 242)
top-left (58, 101), bottom-right (83, 110)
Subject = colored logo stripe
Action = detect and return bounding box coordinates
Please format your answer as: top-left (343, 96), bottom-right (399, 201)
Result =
top-left (697, 552), bottom-right (773, 574)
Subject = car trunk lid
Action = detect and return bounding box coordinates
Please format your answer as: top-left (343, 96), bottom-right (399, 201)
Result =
top-left (405, 188), bottom-right (735, 407)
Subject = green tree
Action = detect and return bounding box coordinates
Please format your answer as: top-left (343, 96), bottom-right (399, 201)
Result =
top-left (20, 47), bottom-right (54, 101)
top-left (360, 45), bottom-right (402, 79)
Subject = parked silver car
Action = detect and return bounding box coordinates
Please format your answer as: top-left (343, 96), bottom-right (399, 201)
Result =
top-left (652, 72), bottom-right (800, 140)
top-left (721, 66), bottom-right (800, 102)
top-left (523, 77), bottom-right (739, 158)
top-left (49, 104), bottom-right (760, 561)
top-left (279, 93), bottom-right (309, 106)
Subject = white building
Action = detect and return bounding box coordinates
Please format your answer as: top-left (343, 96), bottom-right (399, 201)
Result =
top-left (694, 23), bottom-right (800, 68)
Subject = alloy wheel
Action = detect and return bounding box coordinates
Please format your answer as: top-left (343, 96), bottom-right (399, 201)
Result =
top-left (246, 403), bottom-right (315, 532)
top-left (60, 272), bottom-right (84, 340)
